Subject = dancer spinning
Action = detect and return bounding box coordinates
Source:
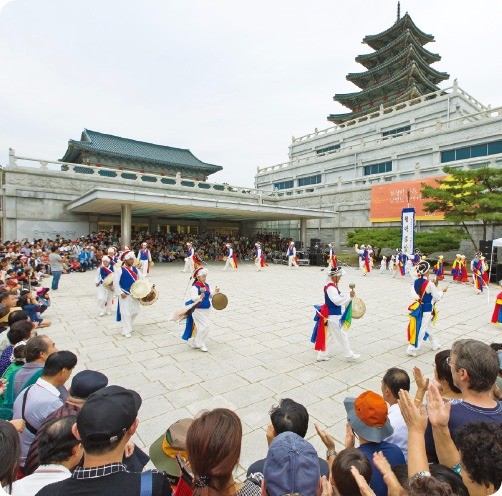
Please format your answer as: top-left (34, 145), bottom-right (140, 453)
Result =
top-left (406, 261), bottom-right (447, 357)
top-left (327, 243), bottom-right (337, 270)
top-left (114, 250), bottom-right (143, 338)
top-left (254, 242), bottom-right (266, 271)
top-left (354, 244), bottom-right (371, 275)
top-left (311, 267), bottom-right (360, 362)
top-left (95, 255), bottom-right (114, 317)
top-left (287, 241), bottom-right (299, 268)
top-left (137, 242), bottom-right (152, 277)
top-left (223, 243), bottom-right (238, 271)
top-left (182, 268), bottom-right (219, 352)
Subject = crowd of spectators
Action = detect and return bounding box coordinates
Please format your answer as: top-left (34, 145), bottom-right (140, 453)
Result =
top-left (0, 337), bottom-right (500, 495)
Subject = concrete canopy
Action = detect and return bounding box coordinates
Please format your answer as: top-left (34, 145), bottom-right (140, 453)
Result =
top-left (67, 188), bottom-right (336, 222)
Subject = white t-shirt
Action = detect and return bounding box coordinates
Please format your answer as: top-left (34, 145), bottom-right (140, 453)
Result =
top-left (10, 465), bottom-right (71, 496)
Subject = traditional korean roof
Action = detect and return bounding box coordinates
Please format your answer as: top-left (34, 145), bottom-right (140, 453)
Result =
top-left (328, 10), bottom-right (448, 124)
top-left (363, 13), bottom-right (434, 50)
top-left (60, 129), bottom-right (222, 175)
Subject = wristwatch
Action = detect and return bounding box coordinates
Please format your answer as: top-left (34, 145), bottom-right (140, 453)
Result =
top-left (326, 449), bottom-right (337, 459)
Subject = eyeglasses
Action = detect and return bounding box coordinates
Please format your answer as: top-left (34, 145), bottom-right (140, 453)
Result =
top-left (446, 356), bottom-right (456, 368)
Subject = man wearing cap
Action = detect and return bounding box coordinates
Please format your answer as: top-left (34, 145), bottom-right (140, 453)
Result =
top-left (36, 385), bottom-right (172, 496)
top-left (95, 256), bottom-right (114, 317)
top-left (23, 369), bottom-right (108, 476)
top-left (262, 431), bottom-right (322, 496)
top-left (113, 250), bottom-right (144, 338)
top-left (223, 243), bottom-right (238, 271)
top-left (149, 418), bottom-right (193, 486)
top-left (312, 267), bottom-right (360, 362)
top-left (406, 261), bottom-right (447, 357)
top-left (287, 241), bottom-right (299, 268)
top-left (136, 242), bottom-right (152, 278)
top-left (182, 267), bottom-right (219, 352)
top-left (344, 391), bottom-right (405, 496)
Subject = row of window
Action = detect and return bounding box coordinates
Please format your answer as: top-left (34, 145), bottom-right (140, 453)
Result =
top-left (441, 140), bottom-right (502, 163)
top-left (316, 144), bottom-right (340, 154)
top-left (274, 174), bottom-right (321, 190)
top-left (382, 125), bottom-right (411, 137)
top-left (273, 180), bottom-right (294, 190)
top-left (363, 161), bottom-right (392, 176)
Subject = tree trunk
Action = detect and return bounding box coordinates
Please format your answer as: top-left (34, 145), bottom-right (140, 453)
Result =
top-left (482, 221), bottom-right (487, 244)
top-left (461, 221), bottom-right (478, 251)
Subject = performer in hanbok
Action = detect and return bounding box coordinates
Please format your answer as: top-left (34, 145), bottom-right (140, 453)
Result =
top-left (137, 242), bottom-right (152, 277)
top-left (107, 247), bottom-right (120, 268)
top-left (481, 257), bottom-right (490, 286)
top-left (114, 250), bottom-right (143, 338)
top-left (354, 244), bottom-right (371, 275)
top-left (459, 255), bottom-right (469, 283)
top-left (451, 254), bottom-right (462, 282)
top-left (95, 255), bottom-right (114, 317)
top-left (311, 267), bottom-right (360, 362)
top-left (491, 282), bottom-right (502, 325)
top-left (254, 242), bottom-right (267, 271)
top-left (380, 256), bottom-right (387, 274)
top-left (406, 261), bottom-right (447, 357)
top-left (367, 245), bottom-right (374, 268)
top-left (471, 252), bottom-right (485, 294)
top-left (388, 255), bottom-right (396, 274)
top-left (433, 255), bottom-right (445, 281)
top-left (182, 268), bottom-right (219, 352)
top-left (327, 243), bottom-right (337, 270)
top-left (287, 241), bottom-right (299, 268)
top-left (223, 243), bottom-right (238, 271)
top-left (183, 242), bottom-right (197, 273)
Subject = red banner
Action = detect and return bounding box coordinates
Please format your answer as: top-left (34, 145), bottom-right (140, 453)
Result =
top-left (370, 176), bottom-right (445, 222)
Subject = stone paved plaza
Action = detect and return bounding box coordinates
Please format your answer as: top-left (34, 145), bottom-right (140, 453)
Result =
top-left (43, 262), bottom-right (500, 477)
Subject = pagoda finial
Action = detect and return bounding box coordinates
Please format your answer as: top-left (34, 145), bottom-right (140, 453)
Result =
top-left (397, 1), bottom-right (401, 21)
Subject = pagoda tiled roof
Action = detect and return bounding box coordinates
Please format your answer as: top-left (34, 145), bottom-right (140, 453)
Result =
top-left (363, 13), bottom-right (434, 50)
top-left (327, 86), bottom-right (422, 124)
top-left (60, 130), bottom-right (222, 175)
top-left (356, 30), bottom-right (440, 70)
top-left (347, 45), bottom-right (449, 89)
top-left (335, 63), bottom-right (439, 109)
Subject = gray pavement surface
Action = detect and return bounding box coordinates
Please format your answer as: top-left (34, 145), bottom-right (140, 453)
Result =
top-left (43, 262), bottom-right (500, 478)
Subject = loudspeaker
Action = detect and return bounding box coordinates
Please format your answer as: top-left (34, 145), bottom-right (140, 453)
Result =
top-left (295, 241), bottom-right (303, 250)
top-left (310, 253), bottom-right (325, 266)
top-left (479, 240), bottom-right (497, 263)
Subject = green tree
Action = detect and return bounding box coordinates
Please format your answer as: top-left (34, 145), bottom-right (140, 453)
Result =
top-left (346, 227), bottom-right (466, 258)
top-left (421, 166), bottom-right (502, 249)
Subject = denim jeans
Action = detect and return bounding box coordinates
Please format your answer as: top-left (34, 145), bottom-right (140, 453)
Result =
top-left (51, 271), bottom-right (62, 290)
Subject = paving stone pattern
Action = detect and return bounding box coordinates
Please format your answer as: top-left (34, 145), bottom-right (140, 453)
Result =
top-left (45, 262), bottom-right (499, 479)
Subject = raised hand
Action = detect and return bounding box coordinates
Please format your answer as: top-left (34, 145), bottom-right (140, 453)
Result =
top-left (426, 383), bottom-right (451, 428)
top-left (398, 389), bottom-right (427, 433)
top-left (413, 366), bottom-right (429, 392)
top-left (314, 423), bottom-right (336, 451)
top-left (350, 466), bottom-right (376, 496)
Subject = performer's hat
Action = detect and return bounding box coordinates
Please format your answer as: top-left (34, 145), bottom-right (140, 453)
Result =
top-left (382, 256), bottom-right (387, 259)
top-left (255, 242), bottom-right (261, 246)
top-left (102, 256), bottom-right (110, 263)
top-left (193, 267), bottom-right (208, 279)
top-left (290, 241), bottom-right (295, 245)
top-left (225, 243), bottom-right (231, 247)
top-left (121, 250), bottom-right (135, 261)
top-left (475, 251), bottom-right (482, 257)
top-left (415, 249), bottom-right (421, 254)
top-left (367, 245), bottom-right (372, 249)
top-left (396, 248), bottom-right (401, 252)
top-left (327, 266), bottom-right (343, 277)
top-left (186, 242), bottom-right (192, 246)
top-left (107, 247), bottom-right (116, 253)
top-left (456, 254), bottom-right (461, 258)
top-left (461, 255), bottom-right (466, 259)
top-left (438, 255), bottom-right (444, 259)
top-left (328, 243), bottom-right (333, 247)
top-left (142, 242), bottom-right (147, 246)
top-left (360, 244), bottom-right (366, 249)
top-left (416, 261), bottom-right (430, 275)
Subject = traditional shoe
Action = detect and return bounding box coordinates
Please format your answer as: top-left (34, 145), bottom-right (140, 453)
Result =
top-left (317, 356), bottom-right (331, 362)
top-left (99, 311), bottom-right (105, 317)
top-left (406, 349), bottom-right (417, 357)
top-left (200, 345), bottom-right (208, 352)
top-left (346, 353), bottom-right (361, 361)
top-left (122, 333), bottom-right (132, 338)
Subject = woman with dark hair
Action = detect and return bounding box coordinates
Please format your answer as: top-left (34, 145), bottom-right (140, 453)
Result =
top-left (0, 419), bottom-right (20, 494)
top-left (186, 408), bottom-right (260, 496)
top-left (434, 350), bottom-right (462, 402)
top-left (0, 320), bottom-right (35, 376)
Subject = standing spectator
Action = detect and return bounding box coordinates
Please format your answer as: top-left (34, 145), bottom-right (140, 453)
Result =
top-left (10, 416), bottom-right (82, 496)
top-left (48, 247), bottom-right (65, 291)
top-left (381, 368), bottom-right (410, 461)
top-left (424, 339), bottom-right (502, 462)
top-left (36, 385), bottom-right (172, 496)
top-left (13, 351), bottom-right (77, 469)
top-left (0, 419), bottom-right (20, 495)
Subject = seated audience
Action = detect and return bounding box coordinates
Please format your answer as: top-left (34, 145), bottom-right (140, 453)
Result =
top-left (0, 419), bottom-right (20, 495)
top-left (13, 350), bottom-right (77, 469)
top-left (187, 408), bottom-right (260, 495)
top-left (381, 367), bottom-right (410, 461)
top-left (10, 415), bottom-right (81, 496)
top-left (0, 320), bottom-right (35, 376)
top-left (331, 447), bottom-right (372, 496)
top-left (434, 349), bottom-right (463, 401)
top-left (247, 398), bottom-right (329, 478)
top-left (36, 385), bottom-right (172, 496)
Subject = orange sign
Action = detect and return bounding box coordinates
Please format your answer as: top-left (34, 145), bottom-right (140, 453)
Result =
top-left (370, 176), bottom-right (445, 222)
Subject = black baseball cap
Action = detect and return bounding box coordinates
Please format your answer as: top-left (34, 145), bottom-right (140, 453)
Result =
top-left (70, 370), bottom-right (108, 400)
top-left (77, 385), bottom-right (142, 446)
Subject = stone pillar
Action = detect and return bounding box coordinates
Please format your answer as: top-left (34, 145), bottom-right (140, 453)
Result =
top-left (149, 216), bottom-right (159, 233)
top-left (121, 204), bottom-right (132, 248)
top-left (198, 219), bottom-right (208, 234)
top-left (300, 218), bottom-right (307, 249)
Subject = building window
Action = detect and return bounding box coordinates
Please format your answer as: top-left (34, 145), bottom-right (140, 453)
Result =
top-left (363, 161), bottom-right (392, 176)
top-left (298, 174), bottom-right (322, 187)
top-left (382, 125), bottom-right (411, 137)
top-left (316, 144), bottom-right (340, 154)
top-left (274, 180), bottom-right (294, 190)
top-left (440, 140), bottom-right (502, 163)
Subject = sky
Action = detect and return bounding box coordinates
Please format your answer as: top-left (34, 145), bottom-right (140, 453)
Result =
top-left (1, 0), bottom-right (501, 187)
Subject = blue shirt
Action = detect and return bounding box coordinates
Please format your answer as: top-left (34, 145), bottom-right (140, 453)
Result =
top-left (359, 441), bottom-right (405, 496)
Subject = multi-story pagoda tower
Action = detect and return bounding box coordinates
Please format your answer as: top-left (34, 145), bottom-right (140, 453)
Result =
top-left (328, 5), bottom-right (449, 124)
